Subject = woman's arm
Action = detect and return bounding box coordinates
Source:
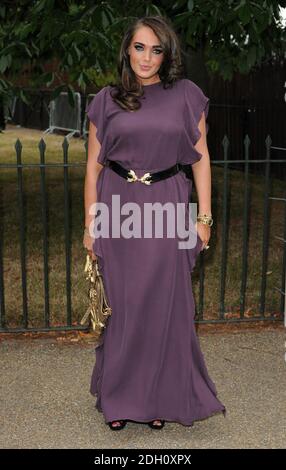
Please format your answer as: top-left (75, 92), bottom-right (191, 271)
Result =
top-left (83, 121), bottom-right (104, 257)
top-left (191, 111), bottom-right (212, 248)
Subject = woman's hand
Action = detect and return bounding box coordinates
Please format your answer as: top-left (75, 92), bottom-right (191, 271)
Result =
top-left (83, 231), bottom-right (97, 261)
top-left (195, 222), bottom-right (211, 250)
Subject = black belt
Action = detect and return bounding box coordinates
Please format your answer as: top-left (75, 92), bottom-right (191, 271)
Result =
top-left (106, 160), bottom-right (192, 185)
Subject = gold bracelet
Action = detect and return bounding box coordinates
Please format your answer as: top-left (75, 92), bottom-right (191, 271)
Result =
top-left (197, 214), bottom-right (213, 227)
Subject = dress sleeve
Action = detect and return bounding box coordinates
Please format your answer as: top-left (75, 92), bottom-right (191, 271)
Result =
top-left (86, 86), bottom-right (108, 144)
top-left (181, 79), bottom-right (210, 165)
top-left (85, 86), bottom-right (109, 164)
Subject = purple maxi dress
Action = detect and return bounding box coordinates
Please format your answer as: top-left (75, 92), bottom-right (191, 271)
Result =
top-left (86, 78), bottom-right (226, 426)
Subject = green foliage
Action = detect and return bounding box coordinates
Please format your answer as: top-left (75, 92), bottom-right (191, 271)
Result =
top-left (0, 0), bottom-right (285, 101)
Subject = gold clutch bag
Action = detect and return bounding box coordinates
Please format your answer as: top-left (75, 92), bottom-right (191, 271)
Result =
top-left (80, 253), bottom-right (112, 345)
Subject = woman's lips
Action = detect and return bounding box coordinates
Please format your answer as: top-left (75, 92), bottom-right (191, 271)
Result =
top-left (140, 65), bottom-right (151, 70)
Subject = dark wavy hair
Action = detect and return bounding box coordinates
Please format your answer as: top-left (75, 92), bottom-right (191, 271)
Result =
top-left (109, 15), bottom-right (185, 112)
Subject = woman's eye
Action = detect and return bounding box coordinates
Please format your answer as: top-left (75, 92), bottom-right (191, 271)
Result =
top-left (134, 45), bottom-right (162, 54)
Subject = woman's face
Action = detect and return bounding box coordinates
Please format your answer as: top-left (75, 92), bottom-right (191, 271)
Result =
top-left (127, 26), bottom-right (164, 85)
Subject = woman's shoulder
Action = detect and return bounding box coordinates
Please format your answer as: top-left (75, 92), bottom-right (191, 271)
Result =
top-left (181, 78), bottom-right (209, 107)
top-left (91, 84), bottom-right (113, 98)
top-left (95, 85), bottom-right (111, 96)
top-left (180, 78), bottom-right (204, 94)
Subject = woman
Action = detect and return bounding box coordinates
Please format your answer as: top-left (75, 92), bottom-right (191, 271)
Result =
top-left (83, 15), bottom-right (226, 431)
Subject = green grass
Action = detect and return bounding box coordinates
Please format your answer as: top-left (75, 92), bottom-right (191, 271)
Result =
top-left (0, 125), bottom-right (285, 328)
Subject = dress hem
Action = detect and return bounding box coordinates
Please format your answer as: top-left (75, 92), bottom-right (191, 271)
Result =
top-left (91, 392), bottom-right (226, 427)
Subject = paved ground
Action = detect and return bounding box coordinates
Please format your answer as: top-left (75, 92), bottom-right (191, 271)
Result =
top-left (0, 326), bottom-right (285, 449)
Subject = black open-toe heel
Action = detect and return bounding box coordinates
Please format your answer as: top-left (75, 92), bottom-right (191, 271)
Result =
top-left (107, 420), bottom-right (127, 431)
top-left (148, 419), bottom-right (165, 429)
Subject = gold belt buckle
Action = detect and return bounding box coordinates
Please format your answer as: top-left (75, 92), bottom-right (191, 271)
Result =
top-left (127, 169), bottom-right (152, 185)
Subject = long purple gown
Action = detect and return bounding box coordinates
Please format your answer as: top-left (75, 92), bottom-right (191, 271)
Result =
top-left (86, 78), bottom-right (226, 426)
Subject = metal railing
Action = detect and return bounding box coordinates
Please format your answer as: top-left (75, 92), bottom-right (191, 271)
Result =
top-left (0, 134), bottom-right (285, 332)
top-left (194, 136), bottom-right (285, 324)
top-left (44, 92), bottom-right (82, 139)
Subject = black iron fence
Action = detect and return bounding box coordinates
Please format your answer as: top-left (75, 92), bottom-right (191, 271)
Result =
top-left (0, 135), bottom-right (285, 333)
